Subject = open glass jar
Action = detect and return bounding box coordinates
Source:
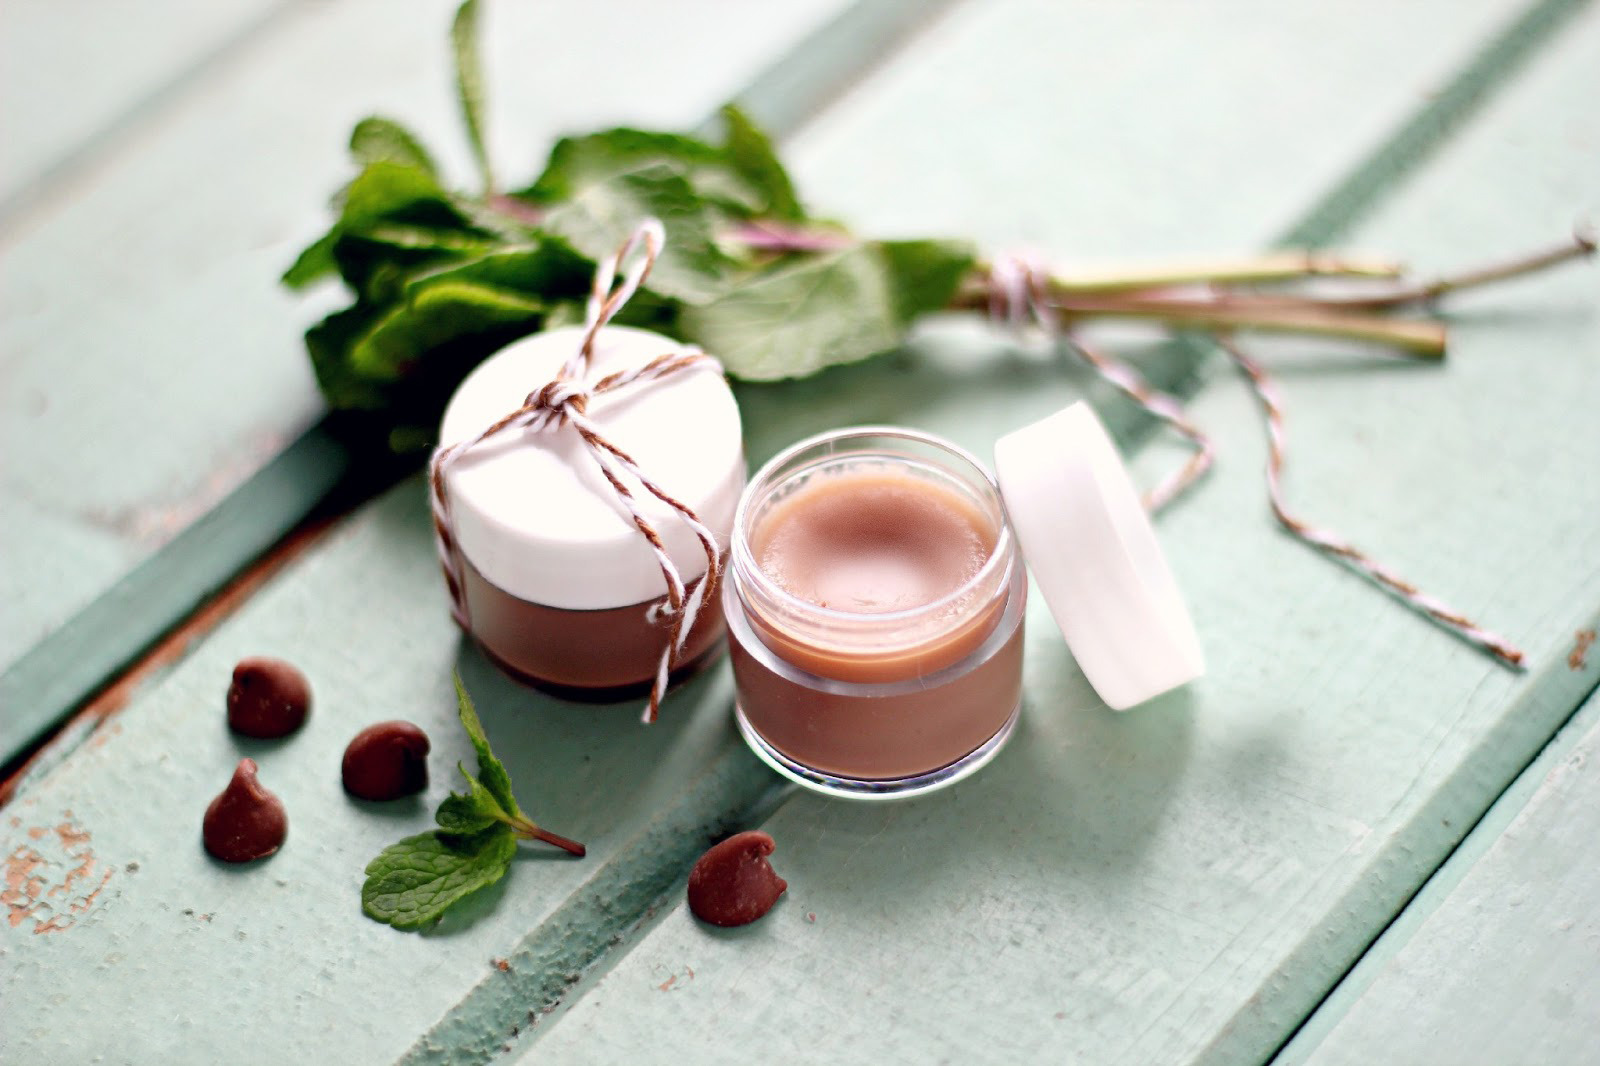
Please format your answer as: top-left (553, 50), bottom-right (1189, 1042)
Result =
top-left (725, 428), bottom-right (1028, 799)
top-left (725, 405), bottom-right (1206, 800)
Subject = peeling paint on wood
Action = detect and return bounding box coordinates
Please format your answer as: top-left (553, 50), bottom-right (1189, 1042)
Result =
top-left (3, 811), bottom-right (116, 934)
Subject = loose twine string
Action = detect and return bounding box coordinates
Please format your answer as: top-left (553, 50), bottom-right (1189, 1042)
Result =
top-left (989, 255), bottom-right (1526, 669)
top-left (430, 219), bottom-right (725, 722)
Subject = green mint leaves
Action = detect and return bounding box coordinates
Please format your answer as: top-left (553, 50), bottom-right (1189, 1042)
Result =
top-left (361, 826), bottom-right (518, 932)
top-left (284, 1), bottom-right (977, 454)
top-left (451, 0), bottom-right (494, 195)
top-left (362, 674), bottom-right (585, 931)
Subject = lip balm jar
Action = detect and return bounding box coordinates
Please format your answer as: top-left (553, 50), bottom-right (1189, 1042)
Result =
top-left (726, 405), bottom-right (1205, 799)
top-left (726, 429), bottom-right (1027, 797)
top-left (436, 325), bottom-right (744, 699)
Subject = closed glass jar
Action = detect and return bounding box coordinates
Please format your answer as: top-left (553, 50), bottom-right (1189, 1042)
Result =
top-left (725, 428), bottom-right (1027, 799)
top-left (436, 325), bottom-right (744, 699)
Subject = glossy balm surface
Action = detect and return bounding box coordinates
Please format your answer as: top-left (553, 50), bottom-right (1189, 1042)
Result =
top-left (752, 465), bottom-right (995, 616)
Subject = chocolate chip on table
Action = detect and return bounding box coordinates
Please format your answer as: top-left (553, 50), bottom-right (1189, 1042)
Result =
top-left (227, 657), bottom-right (311, 738)
top-left (342, 721), bottom-right (431, 801)
top-left (687, 830), bottom-right (787, 927)
top-left (203, 759), bottom-right (287, 863)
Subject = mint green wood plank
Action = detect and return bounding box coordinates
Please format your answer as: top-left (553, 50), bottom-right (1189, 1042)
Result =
top-left (526, 3), bottom-right (1600, 1064)
top-left (0, 0), bottom-right (289, 216)
top-left (0, 0), bottom-right (853, 677)
top-left (1286, 688), bottom-right (1600, 1066)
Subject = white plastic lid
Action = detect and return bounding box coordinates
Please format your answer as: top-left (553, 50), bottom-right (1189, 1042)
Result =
top-left (992, 402), bottom-right (1204, 709)
top-left (437, 325), bottom-right (745, 610)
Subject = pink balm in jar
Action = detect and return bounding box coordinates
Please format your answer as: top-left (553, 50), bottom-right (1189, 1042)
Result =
top-left (726, 406), bottom-right (1206, 800)
top-left (726, 429), bottom-right (1027, 797)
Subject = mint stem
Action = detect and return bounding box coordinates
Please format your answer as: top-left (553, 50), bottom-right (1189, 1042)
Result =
top-left (516, 821), bottom-right (586, 857)
top-left (1284, 227), bottom-right (1596, 310)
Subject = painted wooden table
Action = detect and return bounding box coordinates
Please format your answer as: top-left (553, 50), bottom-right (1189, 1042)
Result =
top-left (3, 1), bottom-right (1596, 1062)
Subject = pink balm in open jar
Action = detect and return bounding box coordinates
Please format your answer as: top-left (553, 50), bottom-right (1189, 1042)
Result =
top-left (726, 406), bottom-right (1205, 799)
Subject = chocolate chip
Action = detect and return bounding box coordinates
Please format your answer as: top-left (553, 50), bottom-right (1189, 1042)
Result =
top-left (687, 830), bottom-right (787, 927)
top-left (203, 759), bottom-right (287, 863)
top-left (342, 721), bottom-right (431, 801)
top-left (227, 658), bottom-right (311, 739)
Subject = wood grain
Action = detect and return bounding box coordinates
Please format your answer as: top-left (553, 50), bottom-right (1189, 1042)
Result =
top-left (4, 1), bottom-right (1594, 1064)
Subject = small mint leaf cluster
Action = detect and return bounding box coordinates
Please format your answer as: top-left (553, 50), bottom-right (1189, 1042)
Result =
top-left (361, 673), bottom-right (584, 931)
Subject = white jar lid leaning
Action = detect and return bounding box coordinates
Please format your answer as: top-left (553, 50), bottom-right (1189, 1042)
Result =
top-left (437, 325), bottom-right (746, 610)
top-left (993, 402), bottom-right (1205, 709)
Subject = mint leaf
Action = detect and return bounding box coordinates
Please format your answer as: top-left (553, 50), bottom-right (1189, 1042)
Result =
top-left (340, 160), bottom-right (461, 228)
top-left (721, 104), bottom-right (802, 221)
top-left (282, 232), bottom-right (338, 289)
top-left (876, 239), bottom-right (978, 323)
top-left (451, 0), bottom-right (493, 194)
top-left (454, 673), bottom-right (519, 818)
top-left (351, 116), bottom-right (439, 176)
top-left (523, 129), bottom-right (724, 204)
top-left (680, 247), bottom-right (902, 380)
top-left (305, 304), bottom-right (389, 409)
top-left (541, 164), bottom-right (733, 304)
top-left (345, 281), bottom-right (541, 381)
top-left (357, 223), bottom-right (495, 255)
top-left (436, 764), bottom-right (507, 834)
top-left (404, 242), bottom-right (592, 303)
top-left (361, 825), bottom-right (517, 930)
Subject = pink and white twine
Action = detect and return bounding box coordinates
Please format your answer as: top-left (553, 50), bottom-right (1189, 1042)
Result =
top-left (988, 254), bottom-right (1526, 669)
top-left (430, 219), bottom-right (725, 722)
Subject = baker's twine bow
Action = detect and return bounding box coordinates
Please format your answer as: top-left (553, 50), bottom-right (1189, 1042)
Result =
top-left (988, 254), bottom-right (1525, 669)
top-left (430, 219), bottom-right (726, 722)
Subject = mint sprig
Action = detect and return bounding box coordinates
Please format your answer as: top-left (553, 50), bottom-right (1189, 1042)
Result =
top-left (285, 1), bottom-right (974, 454)
top-left (289, 2), bottom-right (1593, 459)
top-left (362, 674), bottom-right (584, 931)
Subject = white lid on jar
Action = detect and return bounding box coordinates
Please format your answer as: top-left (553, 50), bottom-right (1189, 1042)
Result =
top-left (993, 402), bottom-right (1204, 709)
top-left (437, 325), bottom-right (744, 610)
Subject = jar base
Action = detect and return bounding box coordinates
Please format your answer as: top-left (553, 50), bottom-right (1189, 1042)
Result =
top-left (735, 700), bottom-right (1020, 801)
top-left (475, 638), bottom-right (726, 704)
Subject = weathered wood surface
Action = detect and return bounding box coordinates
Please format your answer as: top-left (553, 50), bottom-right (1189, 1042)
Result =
top-left (1283, 690), bottom-right (1600, 1066)
top-left (0, 0), bottom-right (853, 677)
top-left (4, 0), bottom-right (1597, 1063)
top-left (528, 2), bottom-right (1600, 1064)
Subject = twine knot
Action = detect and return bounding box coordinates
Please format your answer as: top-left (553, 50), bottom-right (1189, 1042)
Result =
top-left (525, 379), bottom-right (591, 431)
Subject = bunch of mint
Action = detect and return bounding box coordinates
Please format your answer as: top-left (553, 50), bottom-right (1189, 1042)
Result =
top-left (285, 0), bottom-right (974, 453)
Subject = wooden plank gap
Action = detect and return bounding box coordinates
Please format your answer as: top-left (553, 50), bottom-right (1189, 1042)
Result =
top-left (0, 419), bottom-right (409, 776)
top-left (705, 0), bottom-right (969, 142)
top-left (1277, 0), bottom-right (1592, 249)
top-left (1267, 664), bottom-right (1600, 1065)
top-left (0, 505), bottom-right (345, 807)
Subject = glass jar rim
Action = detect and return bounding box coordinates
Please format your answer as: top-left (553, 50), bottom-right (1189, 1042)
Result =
top-left (731, 425), bottom-right (1015, 629)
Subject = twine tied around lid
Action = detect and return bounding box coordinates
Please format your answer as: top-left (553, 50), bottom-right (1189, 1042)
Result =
top-left (987, 253), bottom-right (1525, 669)
top-left (429, 219), bottom-right (726, 722)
